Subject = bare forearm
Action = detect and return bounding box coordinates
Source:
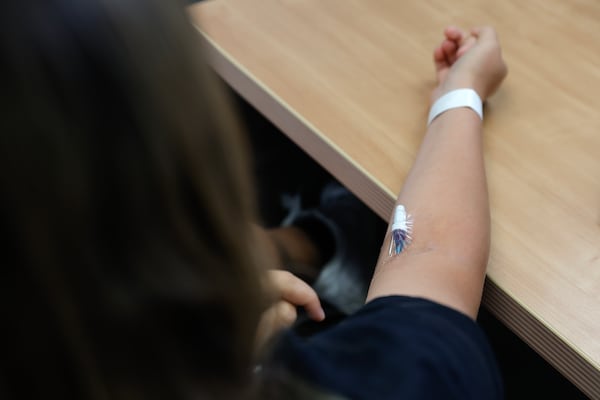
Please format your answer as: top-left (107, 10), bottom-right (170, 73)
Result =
top-left (401, 109), bottom-right (488, 260)
top-left (367, 108), bottom-right (489, 318)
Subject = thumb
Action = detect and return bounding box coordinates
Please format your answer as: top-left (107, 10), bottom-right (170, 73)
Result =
top-left (267, 300), bottom-right (298, 330)
top-left (456, 35), bottom-right (477, 58)
top-left (255, 300), bottom-right (297, 350)
top-left (268, 270), bottom-right (325, 321)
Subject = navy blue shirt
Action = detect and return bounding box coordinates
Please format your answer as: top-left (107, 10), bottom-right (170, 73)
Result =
top-left (271, 296), bottom-right (503, 399)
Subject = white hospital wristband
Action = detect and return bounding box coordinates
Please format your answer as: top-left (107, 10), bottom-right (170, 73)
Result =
top-left (427, 88), bottom-right (483, 125)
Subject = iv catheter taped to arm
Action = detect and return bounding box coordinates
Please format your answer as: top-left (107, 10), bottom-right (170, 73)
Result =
top-left (388, 205), bottom-right (412, 256)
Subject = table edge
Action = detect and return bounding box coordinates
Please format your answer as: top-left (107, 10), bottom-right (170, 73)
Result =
top-left (196, 28), bottom-right (396, 219)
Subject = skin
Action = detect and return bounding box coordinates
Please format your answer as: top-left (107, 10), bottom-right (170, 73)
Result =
top-left (254, 226), bottom-right (325, 349)
top-left (257, 26), bottom-right (507, 347)
top-left (367, 26), bottom-right (507, 319)
top-left (255, 270), bottom-right (325, 349)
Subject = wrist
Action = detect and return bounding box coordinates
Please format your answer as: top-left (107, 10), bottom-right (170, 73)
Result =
top-left (432, 77), bottom-right (484, 104)
top-left (428, 88), bottom-right (483, 125)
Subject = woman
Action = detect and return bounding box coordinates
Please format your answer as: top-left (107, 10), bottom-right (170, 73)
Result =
top-left (0, 0), bottom-right (506, 398)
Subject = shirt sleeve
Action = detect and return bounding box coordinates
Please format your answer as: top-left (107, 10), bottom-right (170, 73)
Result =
top-left (270, 295), bottom-right (503, 400)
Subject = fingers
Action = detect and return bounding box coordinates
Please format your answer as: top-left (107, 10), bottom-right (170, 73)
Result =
top-left (442, 39), bottom-right (460, 65)
top-left (433, 45), bottom-right (445, 63)
top-left (437, 25), bottom-right (488, 64)
top-left (268, 270), bottom-right (325, 321)
top-left (441, 39), bottom-right (457, 57)
top-left (433, 45), bottom-right (449, 83)
top-left (433, 39), bottom-right (457, 69)
top-left (255, 300), bottom-right (297, 350)
top-left (432, 25), bottom-right (506, 102)
top-left (444, 26), bottom-right (465, 41)
top-left (435, 26), bottom-right (467, 67)
top-left (268, 300), bottom-right (298, 329)
top-left (456, 35), bottom-right (477, 58)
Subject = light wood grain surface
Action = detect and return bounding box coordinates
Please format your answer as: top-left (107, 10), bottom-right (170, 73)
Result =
top-left (188, 1), bottom-right (600, 397)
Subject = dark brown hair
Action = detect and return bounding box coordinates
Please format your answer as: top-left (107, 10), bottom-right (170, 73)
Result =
top-left (0, 0), bottom-right (268, 398)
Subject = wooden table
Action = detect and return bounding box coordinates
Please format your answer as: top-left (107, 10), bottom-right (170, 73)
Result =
top-left (189, 1), bottom-right (600, 397)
